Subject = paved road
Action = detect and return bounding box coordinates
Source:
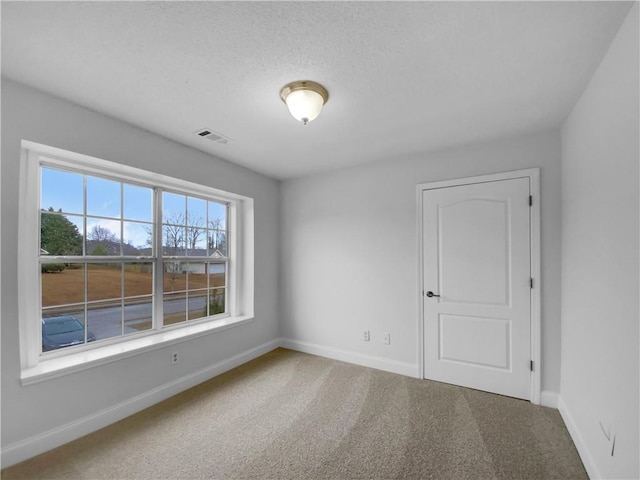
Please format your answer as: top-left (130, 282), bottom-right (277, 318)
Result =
top-left (49, 296), bottom-right (209, 342)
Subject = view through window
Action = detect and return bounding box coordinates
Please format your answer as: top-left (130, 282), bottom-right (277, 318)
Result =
top-left (40, 166), bottom-right (229, 353)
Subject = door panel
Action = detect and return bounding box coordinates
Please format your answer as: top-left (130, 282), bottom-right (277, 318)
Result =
top-left (440, 198), bottom-right (509, 306)
top-left (440, 314), bottom-right (510, 369)
top-left (423, 177), bottom-right (531, 400)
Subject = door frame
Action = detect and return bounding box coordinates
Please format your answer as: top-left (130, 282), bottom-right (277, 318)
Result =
top-left (416, 168), bottom-right (541, 404)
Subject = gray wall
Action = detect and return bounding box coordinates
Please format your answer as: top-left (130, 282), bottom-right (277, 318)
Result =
top-left (281, 129), bottom-right (562, 394)
top-left (1, 79), bottom-right (280, 450)
top-left (560, 4), bottom-right (639, 479)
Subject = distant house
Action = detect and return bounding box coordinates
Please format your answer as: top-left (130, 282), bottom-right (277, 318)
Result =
top-left (161, 249), bottom-right (226, 275)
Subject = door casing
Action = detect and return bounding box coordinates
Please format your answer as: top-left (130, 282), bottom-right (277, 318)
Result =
top-left (416, 168), bottom-right (541, 404)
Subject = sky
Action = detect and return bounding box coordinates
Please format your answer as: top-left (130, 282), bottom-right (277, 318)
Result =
top-left (41, 167), bottom-right (227, 249)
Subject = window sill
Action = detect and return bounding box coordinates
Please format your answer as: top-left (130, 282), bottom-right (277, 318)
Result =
top-left (20, 315), bottom-right (254, 386)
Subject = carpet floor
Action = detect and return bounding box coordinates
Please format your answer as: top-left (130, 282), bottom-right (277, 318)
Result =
top-left (2, 348), bottom-right (588, 480)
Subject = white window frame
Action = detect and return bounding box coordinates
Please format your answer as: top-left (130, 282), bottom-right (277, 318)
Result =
top-left (18, 141), bottom-right (254, 385)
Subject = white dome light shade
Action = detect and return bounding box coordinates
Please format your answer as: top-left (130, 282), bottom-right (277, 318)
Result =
top-left (285, 89), bottom-right (324, 124)
top-left (279, 80), bottom-right (329, 125)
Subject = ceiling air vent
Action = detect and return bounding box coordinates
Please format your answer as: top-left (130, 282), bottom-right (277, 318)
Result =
top-left (194, 128), bottom-right (231, 145)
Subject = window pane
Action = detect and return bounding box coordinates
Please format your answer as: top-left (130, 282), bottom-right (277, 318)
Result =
top-left (162, 192), bottom-right (185, 224)
top-left (40, 212), bottom-right (83, 256)
top-left (87, 176), bottom-right (121, 219)
top-left (208, 201), bottom-right (226, 230)
top-left (123, 184), bottom-right (152, 222)
top-left (124, 296), bottom-right (152, 334)
top-left (188, 290), bottom-right (207, 321)
top-left (186, 228), bottom-right (207, 255)
top-left (87, 263), bottom-right (121, 302)
top-left (87, 218), bottom-right (121, 255)
top-left (163, 292), bottom-right (186, 326)
top-left (163, 261), bottom-right (186, 292)
top-left (41, 309), bottom-right (88, 352)
top-left (124, 262), bottom-right (153, 297)
top-left (208, 263), bottom-right (226, 288)
top-left (208, 288), bottom-right (225, 316)
top-left (208, 230), bottom-right (227, 257)
top-left (123, 221), bottom-right (152, 254)
top-left (87, 300), bottom-right (122, 341)
top-left (41, 262), bottom-right (85, 307)
top-left (41, 167), bottom-right (83, 215)
top-left (163, 225), bottom-right (185, 256)
top-left (187, 263), bottom-right (208, 289)
top-left (187, 197), bottom-right (207, 226)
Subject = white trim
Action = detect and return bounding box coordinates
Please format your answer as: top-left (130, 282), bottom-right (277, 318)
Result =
top-left (416, 184), bottom-right (426, 380)
top-left (239, 198), bottom-right (254, 317)
top-left (529, 169), bottom-right (542, 405)
top-left (18, 149), bottom-right (42, 369)
top-left (416, 168), bottom-right (542, 404)
top-left (558, 395), bottom-right (600, 480)
top-left (21, 316), bottom-right (254, 385)
top-left (280, 338), bottom-right (420, 378)
top-left (540, 390), bottom-right (559, 409)
top-left (22, 140), bottom-right (248, 203)
top-left (1, 338), bottom-right (281, 469)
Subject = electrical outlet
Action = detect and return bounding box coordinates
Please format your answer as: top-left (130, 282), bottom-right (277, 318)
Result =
top-left (171, 352), bottom-right (179, 364)
top-left (363, 330), bottom-right (370, 342)
top-left (383, 333), bottom-right (390, 345)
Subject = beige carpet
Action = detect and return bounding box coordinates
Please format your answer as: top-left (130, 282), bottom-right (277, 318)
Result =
top-left (2, 348), bottom-right (587, 480)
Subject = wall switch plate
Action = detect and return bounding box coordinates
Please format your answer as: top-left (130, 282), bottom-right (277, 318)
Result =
top-left (363, 330), bottom-right (370, 342)
top-left (383, 333), bottom-right (390, 344)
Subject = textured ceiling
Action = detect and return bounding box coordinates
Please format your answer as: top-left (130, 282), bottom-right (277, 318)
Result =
top-left (1, 1), bottom-right (633, 179)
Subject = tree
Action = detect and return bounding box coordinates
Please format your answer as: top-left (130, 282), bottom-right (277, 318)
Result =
top-left (161, 213), bottom-right (207, 290)
top-left (207, 218), bottom-right (227, 255)
top-left (161, 213), bottom-right (206, 254)
top-left (90, 244), bottom-right (109, 256)
top-left (88, 225), bottom-right (117, 243)
top-left (40, 208), bottom-right (83, 256)
top-left (41, 263), bottom-right (65, 273)
top-left (163, 222), bottom-right (184, 256)
top-left (87, 224), bottom-right (119, 255)
top-left (186, 214), bottom-right (205, 253)
top-left (204, 291), bottom-right (225, 316)
top-left (161, 215), bottom-right (185, 291)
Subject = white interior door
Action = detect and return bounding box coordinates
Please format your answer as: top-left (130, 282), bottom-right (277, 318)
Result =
top-left (422, 177), bottom-right (531, 400)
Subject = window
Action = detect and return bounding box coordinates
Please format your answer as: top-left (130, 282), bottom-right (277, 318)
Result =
top-left (19, 142), bottom-right (254, 380)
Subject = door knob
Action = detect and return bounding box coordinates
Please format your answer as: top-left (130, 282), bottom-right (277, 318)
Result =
top-left (426, 291), bottom-right (440, 298)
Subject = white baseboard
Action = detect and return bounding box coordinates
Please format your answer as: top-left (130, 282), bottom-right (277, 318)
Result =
top-left (1, 338), bottom-right (280, 469)
top-left (540, 390), bottom-right (559, 408)
top-left (280, 338), bottom-right (419, 378)
top-left (557, 395), bottom-right (599, 480)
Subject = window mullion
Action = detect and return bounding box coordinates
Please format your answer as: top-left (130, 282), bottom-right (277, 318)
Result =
top-left (121, 264), bottom-right (125, 337)
top-left (83, 175), bottom-right (87, 256)
top-left (84, 261), bottom-right (88, 344)
top-left (120, 184), bottom-right (124, 336)
top-left (183, 195), bottom-right (188, 321)
top-left (153, 187), bottom-right (163, 330)
top-left (83, 178), bottom-right (88, 343)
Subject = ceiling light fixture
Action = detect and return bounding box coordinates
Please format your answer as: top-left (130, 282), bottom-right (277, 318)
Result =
top-left (279, 80), bottom-right (329, 125)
